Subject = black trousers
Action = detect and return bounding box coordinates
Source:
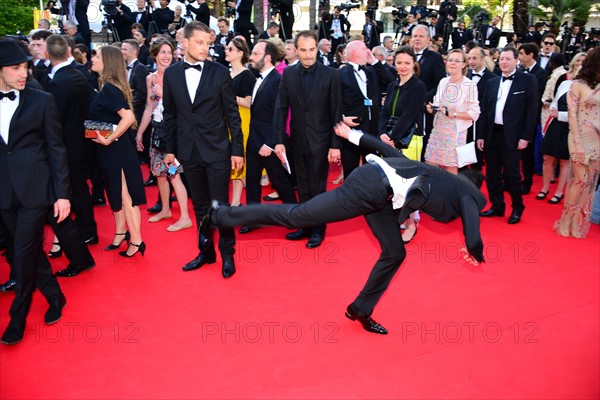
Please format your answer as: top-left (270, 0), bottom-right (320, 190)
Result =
top-left (245, 150), bottom-right (297, 205)
top-left (1, 200), bottom-right (62, 325)
top-left (340, 135), bottom-right (370, 179)
top-left (69, 160), bottom-right (97, 240)
top-left (485, 124), bottom-right (524, 212)
top-left (520, 123), bottom-right (540, 187)
top-left (183, 146), bottom-right (235, 256)
top-left (49, 212), bottom-right (94, 267)
top-left (293, 152), bottom-right (329, 234)
top-left (216, 164), bottom-right (406, 315)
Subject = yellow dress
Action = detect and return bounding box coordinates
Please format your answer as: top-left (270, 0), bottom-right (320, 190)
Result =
top-left (231, 105), bottom-right (250, 179)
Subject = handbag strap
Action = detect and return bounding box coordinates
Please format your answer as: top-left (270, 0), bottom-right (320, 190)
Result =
top-left (391, 85), bottom-right (401, 117)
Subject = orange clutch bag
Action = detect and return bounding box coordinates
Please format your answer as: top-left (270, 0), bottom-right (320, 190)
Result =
top-left (84, 120), bottom-right (113, 139)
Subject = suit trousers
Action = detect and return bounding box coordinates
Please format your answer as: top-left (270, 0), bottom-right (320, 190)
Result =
top-left (49, 212), bottom-right (95, 267)
top-left (521, 123), bottom-right (543, 187)
top-left (1, 199), bottom-right (62, 324)
top-left (246, 150), bottom-right (297, 205)
top-left (293, 152), bottom-right (329, 234)
top-left (486, 124), bottom-right (524, 212)
top-left (340, 134), bottom-right (370, 179)
top-left (183, 145), bottom-right (235, 256)
top-left (216, 164), bottom-right (406, 315)
top-left (69, 160), bottom-right (97, 240)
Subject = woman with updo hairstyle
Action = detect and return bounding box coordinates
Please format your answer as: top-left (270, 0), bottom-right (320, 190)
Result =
top-left (90, 45), bottom-right (146, 257)
top-left (225, 37), bottom-right (256, 207)
top-left (379, 45), bottom-right (426, 243)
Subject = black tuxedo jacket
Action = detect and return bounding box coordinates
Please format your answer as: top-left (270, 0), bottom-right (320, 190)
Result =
top-left (338, 62), bottom-right (395, 136)
top-left (522, 63), bottom-right (548, 104)
top-left (234, 0), bottom-right (253, 30)
top-left (163, 61), bottom-right (243, 162)
top-left (451, 28), bottom-right (473, 49)
top-left (0, 88), bottom-right (70, 209)
top-left (129, 60), bottom-right (149, 123)
top-left (216, 31), bottom-right (234, 46)
top-left (362, 21), bottom-right (382, 49)
top-left (42, 65), bottom-right (92, 163)
top-left (417, 48), bottom-right (446, 102)
top-left (478, 71), bottom-right (539, 150)
top-left (467, 68), bottom-right (496, 134)
top-left (275, 62), bottom-right (343, 156)
top-left (480, 24), bottom-right (501, 48)
top-left (113, 3), bottom-right (134, 40)
top-left (209, 44), bottom-right (228, 67)
top-left (322, 15), bottom-right (351, 40)
top-left (359, 133), bottom-right (486, 254)
top-left (316, 51), bottom-right (332, 65)
top-left (187, 2), bottom-right (210, 26)
top-left (138, 45), bottom-right (150, 66)
top-left (248, 69), bottom-right (280, 152)
top-left (131, 9), bottom-right (150, 32)
top-left (258, 31), bottom-right (270, 40)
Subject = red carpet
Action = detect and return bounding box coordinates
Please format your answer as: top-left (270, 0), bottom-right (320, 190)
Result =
top-left (1, 165), bottom-right (599, 399)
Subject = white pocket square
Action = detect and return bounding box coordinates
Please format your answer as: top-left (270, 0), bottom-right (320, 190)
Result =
top-left (513, 91), bottom-right (525, 95)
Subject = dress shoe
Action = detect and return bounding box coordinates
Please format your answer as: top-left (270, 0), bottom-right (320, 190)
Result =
top-left (144, 176), bottom-right (157, 186)
top-left (93, 196), bottom-right (106, 206)
top-left (286, 228), bottom-right (312, 241)
top-left (262, 193), bottom-right (280, 202)
top-left (84, 235), bottom-right (99, 245)
top-left (0, 279), bottom-right (16, 292)
top-left (508, 208), bottom-right (524, 225)
top-left (45, 293), bottom-right (66, 325)
top-left (147, 202), bottom-right (163, 214)
top-left (48, 241), bottom-right (62, 258)
top-left (222, 255), bottom-right (236, 278)
top-left (119, 242), bottom-right (146, 257)
top-left (55, 263), bottom-right (95, 277)
top-left (344, 304), bottom-right (388, 335)
top-left (182, 251), bottom-right (217, 271)
top-left (480, 208), bottom-right (505, 217)
top-left (521, 184), bottom-right (531, 195)
top-left (306, 232), bottom-right (324, 249)
top-left (239, 226), bottom-right (252, 234)
top-left (1, 319), bottom-right (25, 345)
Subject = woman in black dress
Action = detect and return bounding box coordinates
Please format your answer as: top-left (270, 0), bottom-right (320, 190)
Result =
top-left (90, 45), bottom-right (147, 257)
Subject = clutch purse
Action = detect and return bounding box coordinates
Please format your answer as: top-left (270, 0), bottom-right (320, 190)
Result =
top-left (84, 120), bottom-right (114, 139)
top-left (456, 141), bottom-right (477, 168)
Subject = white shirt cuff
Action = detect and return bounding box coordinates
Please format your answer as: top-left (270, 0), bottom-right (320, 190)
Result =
top-left (348, 129), bottom-right (364, 146)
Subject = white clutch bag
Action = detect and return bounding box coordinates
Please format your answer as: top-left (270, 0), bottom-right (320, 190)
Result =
top-left (456, 141), bottom-right (477, 168)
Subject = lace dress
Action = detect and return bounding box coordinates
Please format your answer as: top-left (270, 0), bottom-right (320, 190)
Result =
top-left (554, 82), bottom-right (600, 238)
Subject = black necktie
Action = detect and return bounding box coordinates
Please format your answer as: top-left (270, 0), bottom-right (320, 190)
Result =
top-left (502, 75), bottom-right (514, 82)
top-left (0, 91), bottom-right (16, 101)
top-left (184, 63), bottom-right (203, 72)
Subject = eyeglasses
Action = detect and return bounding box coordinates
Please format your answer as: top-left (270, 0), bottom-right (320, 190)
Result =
top-left (447, 59), bottom-right (465, 63)
top-left (543, 41), bottom-right (555, 45)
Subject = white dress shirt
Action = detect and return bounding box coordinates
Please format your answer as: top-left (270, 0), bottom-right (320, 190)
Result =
top-left (251, 66), bottom-right (274, 104)
top-left (184, 57), bottom-right (204, 103)
top-left (495, 71), bottom-right (515, 125)
top-left (48, 59), bottom-right (72, 80)
top-left (0, 90), bottom-right (20, 145)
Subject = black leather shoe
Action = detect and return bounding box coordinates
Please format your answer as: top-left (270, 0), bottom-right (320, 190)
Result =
top-left (1, 319), bottom-right (25, 345)
top-left (93, 196), bottom-right (106, 206)
top-left (84, 235), bottom-right (99, 245)
top-left (147, 202), bottom-right (162, 214)
top-left (182, 251), bottom-right (217, 272)
top-left (508, 208), bottom-right (524, 225)
top-left (45, 293), bottom-right (66, 325)
top-left (144, 176), bottom-right (157, 186)
top-left (286, 228), bottom-right (311, 241)
top-left (0, 279), bottom-right (16, 292)
top-left (55, 263), bottom-right (95, 277)
top-left (239, 226), bottom-right (252, 234)
top-left (306, 232), bottom-right (324, 249)
top-left (345, 304), bottom-right (388, 335)
top-left (480, 208), bottom-right (505, 217)
top-left (262, 194), bottom-right (280, 202)
top-left (222, 255), bottom-right (236, 278)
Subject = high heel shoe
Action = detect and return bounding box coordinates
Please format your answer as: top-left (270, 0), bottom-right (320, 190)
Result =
top-left (48, 242), bottom-right (62, 258)
top-left (105, 232), bottom-right (131, 251)
top-left (119, 242), bottom-right (146, 258)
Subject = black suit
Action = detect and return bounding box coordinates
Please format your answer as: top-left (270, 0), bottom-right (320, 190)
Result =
top-left (43, 65), bottom-right (97, 254)
top-left (216, 31), bottom-right (234, 47)
top-left (113, 3), bottom-right (134, 41)
top-left (131, 9), bottom-right (150, 32)
top-left (0, 88), bottom-right (68, 331)
top-left (480, 24), bottom-right (502, 48)
top-left (338, 62), bottom-right (394, 177)
top-left (275, 62), bottom-right (343, 236)
top-left (245, 69), bottom-right (297, 206)
top-left (129, 60), bottom-right (149, 124)
top-left (234, 0), bottom-right (254, 44)
top-left (478, 71), bottom-right (538, 213)
top-left (187, 2), bottom-right (210, 26)
top-left (278, 0), bottom-right (294, 41)
top-left (328, 14), bottom-right (351, 51)
top-left (214, 133), bottom-right (486, 316)
top-left (466, 68), bottom-right (496, 168)
top-left (316, 51), bottom-right (332, 66)
top-left (362, 21), bottom-right (382, 49)
top-left (152, 7), bottom-right (174, 35)
top-left (163, 60), bottom-right (243, 257)
top-left (451, 28), bottom-right (473, 49)
top-left (209, 44), bottom-right (227, 67)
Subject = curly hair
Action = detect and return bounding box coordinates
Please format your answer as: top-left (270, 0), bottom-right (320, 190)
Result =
top-left (575, 46), bottom-right (600, 89)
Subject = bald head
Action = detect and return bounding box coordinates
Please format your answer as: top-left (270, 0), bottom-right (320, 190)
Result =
top-left (345, 40), bottom-right (369, 65)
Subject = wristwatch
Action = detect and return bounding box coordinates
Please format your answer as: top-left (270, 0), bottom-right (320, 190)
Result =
top-left (454, 112), bottom-right (457, 118)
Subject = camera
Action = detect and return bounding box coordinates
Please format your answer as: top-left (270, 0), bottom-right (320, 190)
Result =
top-left (431, 106), bottom-right (440, 113)
top-left (101, 0), bottom-right (119, 17)
top-left (269, 0), bottom-right (281, 17)
top-left (391, 7), bottom-right (408, 26)
top-left (339, 2), bottom-right (360, 11)
top-left (225, 6), bottom-right (235, 18)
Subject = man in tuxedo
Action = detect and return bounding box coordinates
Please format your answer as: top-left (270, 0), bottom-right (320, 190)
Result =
top-left (30, 30), bottom-right (53, 83)
top-left (330, 6), bottom-right (351, 52)
top-left (216, 18), bottom-right (234, 46)
top-left (362, 11), bottom-right (382, 50)
top-left (277, 0), bottom-right (295, 41)
top-left (259, 22), bottom-right (280, 40)
top-left (274, 30), bottom-right (342, 249)
top-left (113, 0), bottom-right (135, 41)
top-left (238, 40), bottom-right (297, 234)
top-left (538, 33), bottom-right (556, 70)
top-left (208, 29), bottom-right (228, 67)
top-left (518, 43), bottom-right (548, 194)
top-left (338, 40), bottom-right (395, 178)
top-left (316, 39), bottom-right (332, 66)
top-left (403, 12), bottom-right (418, 38)
top-left (477, 47), bottom-right (538, 224)
top-left (162, 22), bottom-right (244, 278)
top-left (451, 21), bottom-right (473, 49)
top-left (210, 127), bottom-right (486, 335)
top-left (467, 46), bottom-right (496, 169)
top-left (382, 36), bottom-right (394, 54)
top-left (229, 0), bottom-right (254, 45)
top-left (411, 25), bottom-right (446, 159)
top-left (0, 39), bottom-right (70, 345)
top-left (480, 16), bottom-right (502, 48)
top-left (131, 0), bottom-right (151, 32)
top-left (371, 46), bottom-right (397, 93)
top-left (42, 35), bottom-right (96, 278)
top-left (63, 21), bottom-right (85, 44)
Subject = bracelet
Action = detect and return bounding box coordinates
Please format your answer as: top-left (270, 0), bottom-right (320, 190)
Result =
top-left (454, 112), bottom-right (457, 119)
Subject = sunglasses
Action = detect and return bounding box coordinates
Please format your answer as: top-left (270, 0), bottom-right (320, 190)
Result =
top-left (543, 41), bottom-right (555, 45)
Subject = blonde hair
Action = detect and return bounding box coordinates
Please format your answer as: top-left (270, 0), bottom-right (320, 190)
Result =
top-left (97, 45), bottom-right (135, 125)
top-left (568, 52), bottom-right (587, 75)
top-left (447, 48), bottom-right (468, 75)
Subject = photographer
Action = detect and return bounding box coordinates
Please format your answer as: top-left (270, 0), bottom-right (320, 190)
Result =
top-left (362, 11), bottom-right (382, 49)
top-left (132, 0), bottom-right (152, 32)
top-left (45, 0), bottom-right (92, 48)
top-left (330, 6), bottom-right (351, 52)
top-left (277, 0), bottom-right (295, 41)
top-left (185, 0), bottom-right (210, 26)
top-left (153, 0), bottom-right (175, 35)
top-left (228, 0), bottom-right (254, 45)
top-left (113, 0), bottom-right (135, 40)
top-left (436, 0), bottom-right (456, 52)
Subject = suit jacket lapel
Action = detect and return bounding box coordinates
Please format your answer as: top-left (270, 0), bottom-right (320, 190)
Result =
top-left (192, 62), bottom-right (207, 107)
top-left (6, 89), bottom-right (26, 149)
top-left (254, 69), bottom-right (274, 104)
top-left (346, 66), bottom-right (363, 99)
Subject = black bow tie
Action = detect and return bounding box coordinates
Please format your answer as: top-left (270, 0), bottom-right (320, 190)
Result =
top-left (520, 66), bottom-right (530, 73)
top-left (502, 75), bottom-right (514, 82)
top-left (415, 52), bottom-right (423, 57)
top-left (126, 65), bottom-right (133, 70)
top-left (357, 65), bottom-right (365, 71)
top-left (184, 63), bottom-right (203, 72)
top-left (471, 73), bottom-right (482, 78)
top-left (0, 91), bottom-right (16, 101)
top-left (540, 54), bottom-right (550, 58)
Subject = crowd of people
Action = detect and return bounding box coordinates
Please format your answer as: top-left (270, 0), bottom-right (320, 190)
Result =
top-left (0, 6), bottom-right (599, 344)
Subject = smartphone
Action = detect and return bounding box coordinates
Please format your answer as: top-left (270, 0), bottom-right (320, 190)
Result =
top-left (352, 117), bottom-right (363, 124)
